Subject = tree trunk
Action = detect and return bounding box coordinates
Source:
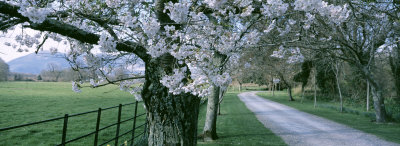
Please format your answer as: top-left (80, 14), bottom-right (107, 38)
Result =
top-left (389, 49), bottom-right (400, 102)
top-left (142, 58), bottom-right (200, 146)
top-left (277, 73), bottom-right (292, 100)
top-left (55, 72), bottom-right (61, 82)
top-left (269, 80), bottom-right (273, 95)
top-left (278, 83), bottom-right (280, 91)
top-left (367, 80), bottom-right (370, 111)
top-left (239, 82), bottom-right (242, 92)
top-left (218, 103), bottom-right (221, 116)
top-left (369, 83), bottom-right (387, 123)
top-left (335, 62), bottom-right (343, 112)
top-left (314, 72), bottom-right (317, 108)
top-left (268, 82), bottom-right (271, 93)
top-left (202, 50), bottom-right (226, 141)
top-left (218, 88), bottom-right (225, 115)
top-left (288, 86), bottom-right (295, 101)
top-left (360, 66), bottom-right (387, 123)
top-left (336, 76), bottom-right (343, 112)
top-left (272, 83), bottom-right (275, 96)
top-left (202, 85), bottom-right (220, 141)
top-left (301, 84), bottom-right (305, 103)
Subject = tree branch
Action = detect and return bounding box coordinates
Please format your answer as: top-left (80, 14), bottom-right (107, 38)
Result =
top-left (35, 34), bottom-right (48, 54)
top-left (0, 18), bottom-right (23, 30)
top-left (0, 1), bottom-right (150, 61)
top-left (91, 76), bottom-right (145, 88)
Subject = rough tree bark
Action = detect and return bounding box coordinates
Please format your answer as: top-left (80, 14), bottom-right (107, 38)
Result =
top-left (142, 55), bottom-right (200, 146)
top-left (360, 66), bottom-right (387, 123)
top-left (141, 1), bottom-right (207, 144)
top-left (369, 83), bottom-right (387, 122)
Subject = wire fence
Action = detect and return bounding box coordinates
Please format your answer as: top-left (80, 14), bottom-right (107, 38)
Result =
top-left (0, 101), bottom-right (147, 146)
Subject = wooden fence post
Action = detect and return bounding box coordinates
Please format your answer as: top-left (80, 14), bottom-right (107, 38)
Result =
top-left (94, 108), bottom-right (102, 146)
top-left (61, 114), bottom-right (68, 146)
top-left (115, 104), bottom-right (122, 146)
top-left (130, 101), bottom-right (139, 146)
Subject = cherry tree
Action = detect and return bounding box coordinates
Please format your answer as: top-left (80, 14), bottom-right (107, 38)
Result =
top-left (0, 0), bottom-right (351, 144)
top-left (380, 1), bottom-right (400, 102)
top-left (279, 0), bottom-right (395, 122)
top-left (241, 44), bottom-right (303, 101)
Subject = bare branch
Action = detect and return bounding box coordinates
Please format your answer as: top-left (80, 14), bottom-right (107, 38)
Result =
top-left (35, 34), bottom-right (48, 54)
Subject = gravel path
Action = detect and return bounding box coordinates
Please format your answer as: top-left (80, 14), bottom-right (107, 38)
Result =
top-left (238, 91), bottom-right (399, 146)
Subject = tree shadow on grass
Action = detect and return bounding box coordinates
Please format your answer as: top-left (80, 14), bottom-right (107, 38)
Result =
top-left (217, 133), bottom-right (278, 139)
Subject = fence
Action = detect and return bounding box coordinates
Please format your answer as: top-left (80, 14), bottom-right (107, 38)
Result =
top-left (0, 101), bottom-right (147, 146)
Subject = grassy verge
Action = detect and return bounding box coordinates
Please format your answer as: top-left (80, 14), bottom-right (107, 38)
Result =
top-left (197, 91), bottom-right (286, 145)
top-left (257, 91), bottom-right (400, 144)
top-left (0, 82), bottom-right (146, 146)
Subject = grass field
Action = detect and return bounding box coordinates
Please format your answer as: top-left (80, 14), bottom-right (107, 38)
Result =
top-left (257, 91), bottom-right (400, 144)
top-left (0, 82), bottom-right (147, 146)
top-left (197, 91), bottom-right (286, 146)
top-left (0, 82), bottom-right (285, 145)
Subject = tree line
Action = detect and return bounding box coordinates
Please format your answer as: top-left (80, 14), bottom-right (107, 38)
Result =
top-left (0, 58), bottom-right (9, 81)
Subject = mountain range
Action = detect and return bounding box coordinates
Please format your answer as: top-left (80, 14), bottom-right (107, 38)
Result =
top-left (7, 51), bottom-right (145, 75)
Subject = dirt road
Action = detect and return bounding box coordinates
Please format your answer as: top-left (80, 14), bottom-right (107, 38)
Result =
top-left (238, 91), bottom-right (399, 146)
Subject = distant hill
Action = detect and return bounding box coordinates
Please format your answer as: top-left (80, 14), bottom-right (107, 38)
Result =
top-left (8, 51), bottom-right (70, 74)
top-left (8, 51), bottom-right (145, 75)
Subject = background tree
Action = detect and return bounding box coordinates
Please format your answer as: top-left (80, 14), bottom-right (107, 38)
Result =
top-left (293, 60), bottom-right (313, 102)
top-left (386, 6), bottom-right (400, 102)
top-left (37, 75), bottom-right (42, 81)
top-left (238, 45), bottom-right (303, 101)
top-left (389, 47), bottom-right (400, 101)
top-left (41, 63), bottom-right (63, 82)
top-left (279, 0), bottom-right (392, 122)
top-left (0, 57), bottom-right (9, 81)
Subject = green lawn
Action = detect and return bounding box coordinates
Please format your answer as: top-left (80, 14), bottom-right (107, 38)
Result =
top-left (0, 82), bottom-right (147, 146)
top-left (0, 82), bottom-right (285, 145)
top-left (257, 91), bottom-right (400, 144)
top-left (197, 91), bottom-right (286, 146)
